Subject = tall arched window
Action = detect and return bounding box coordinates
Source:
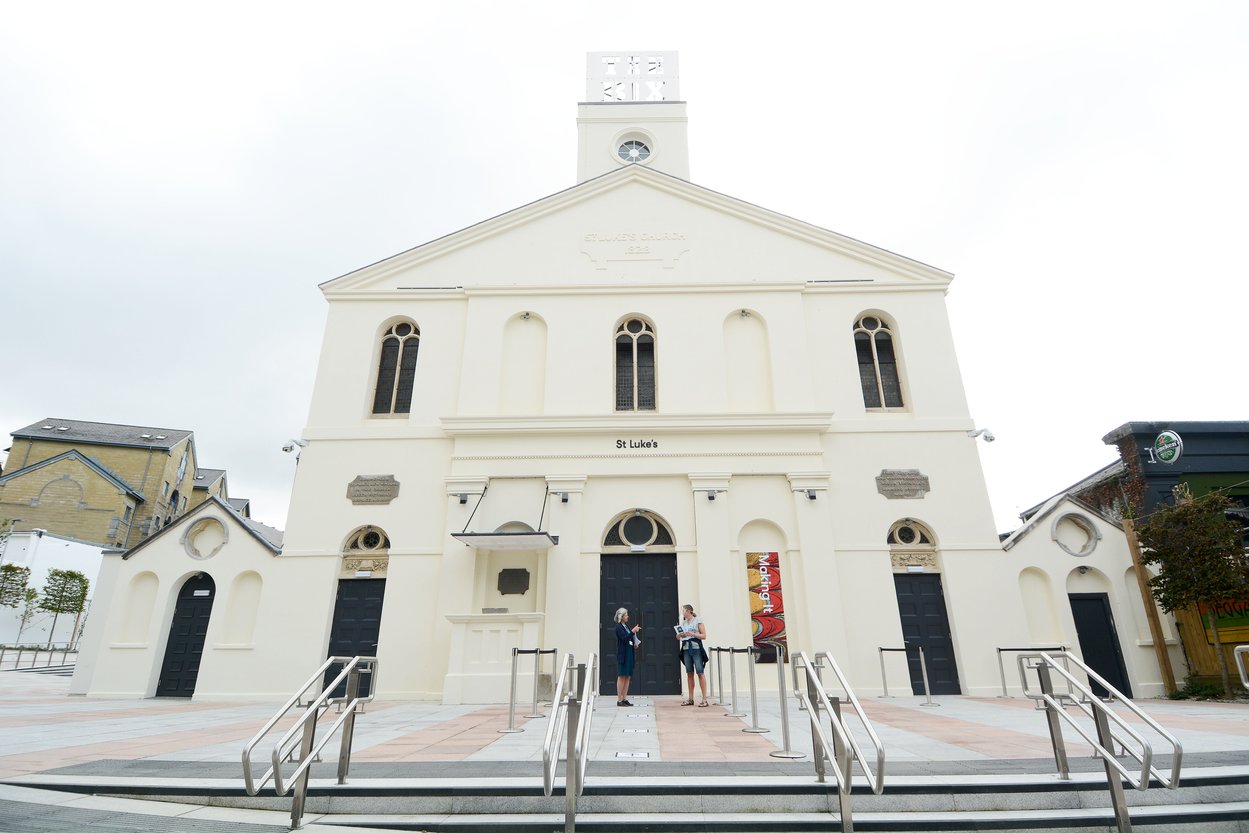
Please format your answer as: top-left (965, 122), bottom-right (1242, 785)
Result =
top-left (853, 315), bottom-right (903, 408)
top-left (372, 322), bottom-right (420, 415)
top-left (615, 318), bottom-right (656, 411)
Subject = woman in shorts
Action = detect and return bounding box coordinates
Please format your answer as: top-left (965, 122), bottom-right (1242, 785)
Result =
top-left (675, 604), bottom-right (709, 706)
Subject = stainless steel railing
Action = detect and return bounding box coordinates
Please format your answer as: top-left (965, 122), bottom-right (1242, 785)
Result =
top-left (794, 651), bottom-right (886, 833)
top-left (1236, 645), bottom-right (1249, 692)
top-left (1018, 651), bottom-right (1180, 833)
top-left (542, 652), bottom-right (598, 833)
top-left (241, 655), bottom-right (378, 830)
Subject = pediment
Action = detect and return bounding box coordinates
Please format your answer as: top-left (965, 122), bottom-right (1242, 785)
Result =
top-left (122, 496), bottom-right (281, 560)
top-left (322, 167), bottom-right (952, 295)
top-left (0, 450), bottom-right (142, 500)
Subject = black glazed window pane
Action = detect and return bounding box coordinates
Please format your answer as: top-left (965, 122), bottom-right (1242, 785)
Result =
top-left (372, 338), bottom-right (400, 414)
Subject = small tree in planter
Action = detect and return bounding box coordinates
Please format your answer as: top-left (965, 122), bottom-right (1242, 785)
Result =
top-left (1136, 486), bottom-right (1249, 697)
top-left (37, 569), bottom-right (90, 650)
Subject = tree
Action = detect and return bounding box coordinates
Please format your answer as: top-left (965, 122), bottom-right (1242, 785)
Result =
top-left (16, 588), bottom-right (38, 643)
top-left (1136, 486), bottom-right (1249, 696)
top-left (37, 569), bottom-right (90, 650)
top-left (0, 564), bottom-right (31, 609)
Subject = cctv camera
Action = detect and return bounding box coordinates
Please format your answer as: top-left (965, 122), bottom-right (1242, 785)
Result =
top-left (983, 431), bottom-right (996, 443)
top-left (282, 443), bottom-right (295, 453)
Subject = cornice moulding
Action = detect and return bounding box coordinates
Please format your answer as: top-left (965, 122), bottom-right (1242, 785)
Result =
top-left (440, 413), bottom-right (835, 436)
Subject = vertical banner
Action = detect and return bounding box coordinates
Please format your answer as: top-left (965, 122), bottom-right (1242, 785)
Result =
top-left (746, 551), bottom-right (787, 662)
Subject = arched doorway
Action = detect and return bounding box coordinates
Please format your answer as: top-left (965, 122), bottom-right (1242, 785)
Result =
top-left (156, 573), bottom-right (216, 697)
top-left (325, 526), bottom-right (390, 696)
top-left (888, 519), bottom-right (962, 695)
top-left (598, 510), bottom-right (681, 695)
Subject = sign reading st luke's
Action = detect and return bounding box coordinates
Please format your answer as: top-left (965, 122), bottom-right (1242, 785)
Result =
top-left (616, 438), bottom-right (659, 449)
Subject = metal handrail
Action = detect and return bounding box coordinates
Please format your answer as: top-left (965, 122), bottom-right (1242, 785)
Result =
top-left (572, 652), bottom-right (599, 795)
top-left (1017, 651), bottom-right (1181, 790)
top-left (1235, 645), bottom-right (1249, 691)
top-left (795, 651), bottom-right (886, 795)
top-left (241, 655), bottom-right (378, 796)
top-left (542, 653), bottom-right (575, 798)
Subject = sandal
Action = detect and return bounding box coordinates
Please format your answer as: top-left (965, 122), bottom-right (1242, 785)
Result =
top-left (697, 701), bottom-right (710, 707)
top-left (680, 700), bottom-right (694, 706)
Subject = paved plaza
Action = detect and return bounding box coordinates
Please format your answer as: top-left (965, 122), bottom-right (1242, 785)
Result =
top-left (0, 670), bottom-right (1246, 830)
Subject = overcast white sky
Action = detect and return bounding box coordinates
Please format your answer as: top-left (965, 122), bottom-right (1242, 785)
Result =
top-left (1, 2), bottom-right (1245, 533)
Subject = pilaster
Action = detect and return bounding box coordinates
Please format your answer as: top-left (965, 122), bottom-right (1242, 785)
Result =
top-left (786, 472), bottom-right (849, 657)
top-left (688, 473), bottom-right (738, 648)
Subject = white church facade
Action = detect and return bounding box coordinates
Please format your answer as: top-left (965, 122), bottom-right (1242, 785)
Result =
top-left (70, 53), bottom-right (1182, 703)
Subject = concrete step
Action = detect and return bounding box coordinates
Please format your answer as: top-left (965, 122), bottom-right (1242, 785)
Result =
top-left (12, 767), bottom-right (1249, 820)
top-left (300, 802), bottom-right (1249, 832)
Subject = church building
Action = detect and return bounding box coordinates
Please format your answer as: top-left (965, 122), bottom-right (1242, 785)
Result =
top-left (70, 53), bottom-right (1181, 703)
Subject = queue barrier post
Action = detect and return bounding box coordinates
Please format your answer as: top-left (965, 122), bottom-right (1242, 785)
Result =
top-left (499, 647), bottom-right (525, 733)
top-left (742, 646), bottom-right (768, 734)
top-left (525, 647), bottom-right (558, 718)
top-left (726, 647), bottom-right (747, 717)
top-left (878, 645), bottom-right (939, 705)
top-left (769, 648), bottom-right (804, 759)
top-left (712, 647), bottom-right (727, 706)
top-left (916, 646), bottom-right (939, 707)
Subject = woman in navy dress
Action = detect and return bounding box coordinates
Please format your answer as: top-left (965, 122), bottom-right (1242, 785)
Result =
top-left (614, 607), bottom-right (641, 706)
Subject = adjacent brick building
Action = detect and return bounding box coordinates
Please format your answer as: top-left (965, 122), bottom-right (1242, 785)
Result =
top-left (0, 418), bottom-right (242, 549)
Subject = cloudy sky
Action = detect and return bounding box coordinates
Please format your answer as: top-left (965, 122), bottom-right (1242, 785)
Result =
top-left (1, 2), bottom-right (1245, 532)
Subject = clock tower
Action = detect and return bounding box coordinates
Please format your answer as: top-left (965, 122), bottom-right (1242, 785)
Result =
top-left (577, 51), bottom-right (690, 183)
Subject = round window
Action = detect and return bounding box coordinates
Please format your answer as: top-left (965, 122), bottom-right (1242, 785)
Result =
top-left (622, 515), bottom-right (654, 546)
top-left (617, 140), bottom-right (651, 163)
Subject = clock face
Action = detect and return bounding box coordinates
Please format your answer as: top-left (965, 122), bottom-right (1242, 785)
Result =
top-left (617, 140), bottom-right (651, 163)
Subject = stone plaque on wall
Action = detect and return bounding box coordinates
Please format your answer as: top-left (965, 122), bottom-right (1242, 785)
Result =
top-left (347, 475), bottom-right (400, 505)
top-left (498, 568), bottom-right (531, 596)
top-left (875, 469), bottom-right (931, 499)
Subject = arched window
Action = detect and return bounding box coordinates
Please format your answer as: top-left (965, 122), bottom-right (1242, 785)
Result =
top-left (371, 322), bottom-right (420, 415)
top-left (853, 315), bottom-right (903, 409)
top-left (615, 318), bottom-right (656, 411)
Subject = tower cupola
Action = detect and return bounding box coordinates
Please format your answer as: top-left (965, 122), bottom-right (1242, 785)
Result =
top-left (577, 51), bottom-right (689, 183)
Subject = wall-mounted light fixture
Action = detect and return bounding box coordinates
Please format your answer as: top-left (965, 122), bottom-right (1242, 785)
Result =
top-left (740, 309), bottom-right (751, 318)
top-left (705, 490), bottom-right (724, 501)
top-left (806, 490), bottom-right (817, 501)
top-left (966, 428), bottom-right (996, 443)
top-left (521, 311), bottom-right (531, 320)
top-left (1077, 565), bottom-right (1089, 575)
top-left (457, 494), bottom-right (468, 505)
top-left (559, 492), bottom-right (569, 503)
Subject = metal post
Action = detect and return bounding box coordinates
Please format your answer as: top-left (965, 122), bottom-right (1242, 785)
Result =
top-left (830, 695), bottom-right (853, 833)
top-left (997, 648), bottom-right (1010, 697)
top-left (917, 646), bottom-right (939, 707)
top-left (726, 648), bottom-right (746, 717)
top-left (289, 708), bottom-right (318, 830)
top-left (770, 651), bottom-right (805, 759)
top-left (499, 648), bottom-right (523, 733)
top-left (804, 661), bottom-right (826, 783)
top-left (336, 666), bottom-right (361, 785)
top-left (525, 649), bottom-right (546, 719)
top-left (1094, 702), bottom-right (1133, 833)
top-left (877, 647), bottom-right (892, 698)
top-left (565, 663), bottom-right (585, 833)
top-left (713, 648), bottom-right (725, 705)
top-left (1036, 662), bottom-right (1070, 780)
top-left (742, 647), bottom-right (768, 733)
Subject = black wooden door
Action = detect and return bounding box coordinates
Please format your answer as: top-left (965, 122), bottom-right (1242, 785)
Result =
top-left (324, 578), bottom-right (386, 697)
top-left (156, 574), bottom-right (216, 697)
top-left (1069, 593), bottom-right (1132, 698)
top-left (599, 554), bottom-right (680, 695)
top-left (894, 573), bottom-right (961, 695)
